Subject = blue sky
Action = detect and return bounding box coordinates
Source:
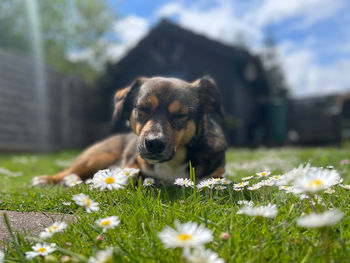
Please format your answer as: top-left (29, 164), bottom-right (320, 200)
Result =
top-left (104, 0), bottom-right (350, 97)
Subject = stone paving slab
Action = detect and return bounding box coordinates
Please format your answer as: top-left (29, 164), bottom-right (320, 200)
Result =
top-left (0, 210), bottom-right (74, 247)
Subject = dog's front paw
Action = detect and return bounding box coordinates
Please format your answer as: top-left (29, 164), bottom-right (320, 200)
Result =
top-left (31, 175), bottom-right (51, 187)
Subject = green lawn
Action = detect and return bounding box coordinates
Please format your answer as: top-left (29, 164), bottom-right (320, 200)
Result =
top-left (1, 147), bottom-right (350, 262)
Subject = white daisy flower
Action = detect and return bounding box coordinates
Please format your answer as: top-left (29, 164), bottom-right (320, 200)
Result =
top-left (279, 185), bottom-right (299, 194)
top-left (39, 221), bottom-right (67, 239)
top-left (183, 247), bottom-right (225, 263)
top-left (233, 181), bottom-right (249, 188)
top-left (72, 193), bottom-right (99, 213)
top-left (297, 210), bottom-right (344, 228)
top-left (233, 187), bottom-right (243, 192)
top-left (143, 177), bottom-right (155, 186)
top-left (63, 174), bottom-right (82, 187)
top-left (158, 221), bottom-right (213, 248)
top-left (270, 175), bottom-right (281, 181)
top-left (247, 184), bottom-right (262, 191)
top-left (215, 185), bottom-right (227, 190)
top-left (256, 170), bottom-right (271, 178)
top-left (237, 200), bottom-right (254, 207)
top-left (85, 179), bottom-right (93, 184)
top-left (237, 204), bottom-right (278, 218)
top-left (293, 168), bottom-right (341, 193)
top-left (340, 159), bottom-right (350, 166)
top-left (340, 184), bottom-right (350, 190)
top-left (241, 176), bottom-right (253, 181)
top-left (324, 188), bottom-right (335, 194)
top-left (0, 250), bottom-right (4, 263)
top-left (259, 179), bottom-right (274, 186)
top-left (96, 216), bottom-right (120, 232)
top-left (197, 178), bottom-right (218, 189)
top-left (88, 247), bottom-right (114, 263)
top-left (25, 243), bottom-right (56, 259)
top-left (214, 178), bottom-right (231, 185)
top-left (174, 178), bottom-right (194, 187)
top-left (120, 168), bottom-right (140, 178)
top-left (92, 169), bottom-right (129, 191)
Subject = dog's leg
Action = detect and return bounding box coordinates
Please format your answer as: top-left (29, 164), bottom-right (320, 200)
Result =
top-left (32, 135), bottom-right (128, 186)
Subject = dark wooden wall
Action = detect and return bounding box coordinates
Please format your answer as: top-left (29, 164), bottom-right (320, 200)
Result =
top-left (0, 49), bottom-right (100, 152)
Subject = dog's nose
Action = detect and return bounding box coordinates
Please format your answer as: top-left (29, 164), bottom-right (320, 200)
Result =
top-left (145, 137), bottom-right (167, 154)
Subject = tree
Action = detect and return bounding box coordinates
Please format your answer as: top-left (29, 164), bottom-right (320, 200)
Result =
top-left (261, 35), bottom-right (289, 99)
top-left (0, 0), bottom-right (116, 83)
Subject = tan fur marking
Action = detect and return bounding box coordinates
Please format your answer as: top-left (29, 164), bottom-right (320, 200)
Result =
top-left (130, 109), bottom-right (137, 133)
top-left (208, 166), bottom-right (225, 178)
top-left (168, 100), bottom-right (182, 114)
top-left (141, 95), bottom-right (159, 112)
top-left (115, 87), bottom-right (129, 100)
top-left (166, 146), bottom-right (187, 167)
top-left (180, 121), bottom-right (196, 145)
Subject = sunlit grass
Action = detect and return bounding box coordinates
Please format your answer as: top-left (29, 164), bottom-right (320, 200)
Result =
top-left (0, 147), bottom-right (350, 262)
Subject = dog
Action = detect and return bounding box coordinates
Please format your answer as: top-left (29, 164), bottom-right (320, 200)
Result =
top-left (32, 76), bottom-right (227, 186)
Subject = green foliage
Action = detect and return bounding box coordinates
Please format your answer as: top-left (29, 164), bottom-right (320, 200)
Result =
top-left (0, 0), bottom-right (116, 83)
top-left (0, 148), bottom-right (350, 261)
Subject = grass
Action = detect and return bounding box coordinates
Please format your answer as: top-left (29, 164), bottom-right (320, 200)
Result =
top-left (0, 147), bottom-right (350, 262)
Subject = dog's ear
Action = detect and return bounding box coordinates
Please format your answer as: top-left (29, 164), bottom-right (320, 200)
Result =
top-left (194, 76), bottom-right (224, 117)
top-left (193, 77), bottom-right (227, 152)
top-left (112, 77), bottom-right (146, 131)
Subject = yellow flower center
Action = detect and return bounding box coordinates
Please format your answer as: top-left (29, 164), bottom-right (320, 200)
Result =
top-left (238, 183), bottom-right (243, 186)
top-left (147, 181), bottom-right (152, 185)
top-left (274, 176), bottom-right (279, 179)
top-left (37, 247), bottom-right (47, 253)
top-left (82, 198), bottom-right (91, 206)
top-left (125, 171), bottom-right (130, 176)
top-left (177, 233), bottom-right (193, 241)
top-left (101, 220), bottom-right (111, 226)
top-left (105, 177), bottom-right (115, 184)
top-left (261, 172), bottom-right (266, 176)
top-left (308, 179), bottom-right (323, 188)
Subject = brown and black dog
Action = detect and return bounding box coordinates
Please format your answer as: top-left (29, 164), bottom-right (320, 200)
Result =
top-left (32, 76), bottom-right (227, 185)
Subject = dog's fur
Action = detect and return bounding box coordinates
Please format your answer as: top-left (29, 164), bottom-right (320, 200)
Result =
top-left (32, 76), bottom-right (227, 185)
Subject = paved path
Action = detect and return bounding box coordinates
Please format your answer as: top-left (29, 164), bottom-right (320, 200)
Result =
top-left (0, 210), bottom-right (74, 247)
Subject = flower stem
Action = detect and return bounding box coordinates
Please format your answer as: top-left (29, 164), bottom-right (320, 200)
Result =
top-left (322, 227), bottom-right (330, 263)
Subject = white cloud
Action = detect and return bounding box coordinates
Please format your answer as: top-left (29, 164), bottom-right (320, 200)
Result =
top-left (245, 0), bottom-right (345, 28)
top-left (278, 41), bottom-right (350, 97)
top-left (155, 0), bottom-right (263, 47)
top-left (105, 15), bottom-right (149, 62)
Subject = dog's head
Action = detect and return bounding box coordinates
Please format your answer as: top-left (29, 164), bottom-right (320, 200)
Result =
top-left (112, 76), bottom-right (224, 164)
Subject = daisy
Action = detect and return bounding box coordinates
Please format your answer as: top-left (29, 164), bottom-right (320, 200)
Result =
top-left (324, 188), bottom-right (335, 194)
top-left (237, 200), bottom-right (254, 207)
top-left (183, 247), bottom-right (225, 263)
top-left (215, 178), bottom-right (231, 185)
top-left (0, 250), bottom-right (4, 263)
top-left (297, 210), bottom-right (344, 228)
top-left (270, 175), bottom-right (281, 181)
top-left (143, 177), bottom-right (155, 186)
top-left (72, 193), bottom-right (99, 213)
top-left (215, 185), bottom-right (227, 190)
top-left (174, 178), bottom-right (194, 187)
top-left (247, 184), bottom-right (262, 191)
top-left (197, 179), bottom-right (217, 189)
top-left (120, 168), bottom-right (140, 178)
top-left (233, 181), bottom-right (249, 188)
top-left (39, 221), bottom-right (67, 239)
top-left (340, 184), bottom-right (350, 190)
top-left (88, 247), bottom-right (114, 263)
top-left (63, 174), bottom-right (83, 187)
top-left (158, 221), bottom-right (213, 248)
top-left (96, 216), bottom-right (120, 232)
top-left (233, 187), bottom-right (243, 192)
top-left (277, 164), bottom-right (312, 185)
top-left (92, 169), bottom-right (129, 191)
top-left (241, 176), bottom-right (253, 181)
top-left (237, 204), bottom-right (278, 218)
top-left (25, 243), bottom-right (56, 259)
top-left (256, 170), bottom-right (271, 178)
top-left (340, 159), bottom-right (350, 166)
top-left (293, 168), bottom-right (341, 193)
top-left (259, 179), bottom-right (274, 186)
